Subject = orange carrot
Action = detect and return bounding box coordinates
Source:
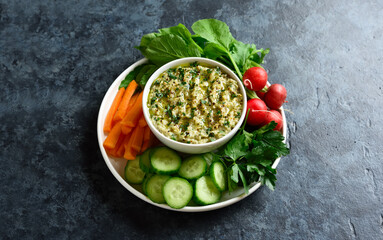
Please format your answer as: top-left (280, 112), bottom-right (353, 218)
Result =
top-left (123, 134), bottom-right (137, 160)
top-left (108, 133), bottom-right (125, 157)
top-left (121, 91), bottom-right (143, 127)
top-left (141, 128), bottom-right (154, 153)
top-left (103, 122), bottom-right (122, 149)
top-left (116, 133), bottom-right (131, 157)
top-left (124, 148), bottom-right (137, 160)
top-left (103, 88), bottom-right (125, 132)
top-left (127, 93), bottom-right (139, 110)
top-left (138, 114), bottom-right (147, 127)
top-left (111, 93), bottom-right (139, 129)
top-left (121, 125), bottom-right (133, 135)
top-left (143, 126), bottom-right (151, 142)
top-left (113, 80), bottom-right (138, 122)
top-left (131, 126), bottom-right (145, 153)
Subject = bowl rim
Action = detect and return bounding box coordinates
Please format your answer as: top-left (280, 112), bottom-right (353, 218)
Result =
top-left (97, 58), bottom-right (287, 212)
top-left (142, 57), bottom-right (248, 151)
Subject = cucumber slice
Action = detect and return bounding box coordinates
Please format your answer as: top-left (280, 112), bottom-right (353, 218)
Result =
top-left (142, 173), bottom-right (153, 195)
top-left (202, 152), bottom-right (215, 166)
top-left (139, 149), bottom-right (152, 173)
top-left (163, 177), bottom-right (193, 209)
top-left (150, 147), bottom-right (181, 174)
top-left (178, 155), bottom-right (207, 180)
top-left (124, 156), bottom-right (146, 184)
top-left (210, 161), bottom-right (227, 191)
top-left (146, 174), bottom-right (171, 203)
top-left (194, 176), bottom-right (221, 205)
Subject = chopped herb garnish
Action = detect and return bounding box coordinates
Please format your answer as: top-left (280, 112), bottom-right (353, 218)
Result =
top-left (190, 61), bottom-right (198, 67)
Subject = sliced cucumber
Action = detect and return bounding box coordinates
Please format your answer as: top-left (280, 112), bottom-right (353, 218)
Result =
top-left (139, 149), bottom-right (152, 173)
top-left (178, 155), bottom-right (207, 180)
top-left (124, 156), bottom-right (146, 184)
top-left (163, 177), bottom-right (193, 209)
top-left (210, 161), bottom-right (227, 191)
top-left (194, 176), bottom-right (221, 205)
top-left (150, 147), bottom-right (181, 174)
top-left (202, 152), bottom-right (215, 166)
top-left (146, 174), bottom-right (171, 203)
top-left (142, 173), bottom-right (153, 195)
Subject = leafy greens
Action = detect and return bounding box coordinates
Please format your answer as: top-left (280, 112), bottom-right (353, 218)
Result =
top-left (219, 121), bottom-right (289, 192)
top-left (134, 19), bottom-right (269, 81)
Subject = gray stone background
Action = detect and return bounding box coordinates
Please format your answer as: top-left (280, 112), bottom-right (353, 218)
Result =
top-left (1, 0), bottom-right (382, 239)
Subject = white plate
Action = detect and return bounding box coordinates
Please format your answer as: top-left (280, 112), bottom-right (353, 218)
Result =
top-left (97, 58), bottom-right (287, 212)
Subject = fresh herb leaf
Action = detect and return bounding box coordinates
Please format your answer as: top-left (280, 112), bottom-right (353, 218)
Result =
top-left (119, 64), bottom-right (145, 89)
top-left (246, 164), bottom-right (265, 176)
top-left (158, 23), bottom-right (203, 53)
top-left (230, 164), bottom-right (239, 183)
top-left (237, 165), bottom-right (248, 194)
top-left (192, 19), bottom-right (235, 51)
top-left (135, 64), bottom-right (154, 88)
top-left (139, 65), bottom-right (158, 88)
top-left (260, 166), bottom-right (277, 191)
top-left (252, 122), bottom-right (290, 157)
top-left (223, 133), bottom-right (248, 161)
top-left (140, 34), bottom-right (202, 66)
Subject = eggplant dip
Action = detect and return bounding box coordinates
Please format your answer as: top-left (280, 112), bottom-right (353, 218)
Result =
top-left (148, 62), bottom-right (243, 144)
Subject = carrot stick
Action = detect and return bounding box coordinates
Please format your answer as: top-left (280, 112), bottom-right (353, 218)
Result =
top-left (121, 125), bottom-right (133, 135)
top-left (116, 133), bottom-right (131, 157)
top-left (138, 114), bottom-right (147, 127)
top-left (113, 80), bottom-right (138, 122)
top-left (141, 129), bottom-right (154, 153)
top-left (108, 133), bottom-right (125, 157)
top-left (124, 134), bottom-right (137, 160)
top-left (127, 93), bottom-right (139, 110)
top-left (111, 93), bottom-right (139, 129)
top-left (103, 122), bottom-right (122, 149)
top-left (103, 88), bottom-right (125, 132)
top-left (121, 91), bottom-right (143, 127)
top-left (143, 126), bottom-right (151, 142)
top-left (131, 126), bottom-right (145, 153)
top-left (124, 147), bottom-right (137, 160)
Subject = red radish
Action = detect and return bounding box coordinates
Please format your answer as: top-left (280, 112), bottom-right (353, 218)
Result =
top-left (263, 110), bottom-right (283, 131)
top-left (264, 84), bottom-right (287, 110)
top-left (246, 98), bottom-right (268, 126)
top-left (242, 67), bottom-right (268, 91)
top-left (255, 84), bottom-right (269, 100)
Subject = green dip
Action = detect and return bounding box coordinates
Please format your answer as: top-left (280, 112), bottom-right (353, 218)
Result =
top-left (148, 62), bottom-right (243, 144)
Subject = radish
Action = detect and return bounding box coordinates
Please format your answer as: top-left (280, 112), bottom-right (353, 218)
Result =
top-left (264, 84), bottom-right (287, 110)
top-left (242, 67), bottom-right (267, 91)
top-left (255, 84), bottom-right (269, 100)
top-left (246, 98), bottom-right (267, 126)
top-left (263, 110), bottom-right (283, 131)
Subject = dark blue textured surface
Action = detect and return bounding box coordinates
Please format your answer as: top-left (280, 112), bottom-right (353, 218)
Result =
top-left (1, 0), bottom-right (383, 239)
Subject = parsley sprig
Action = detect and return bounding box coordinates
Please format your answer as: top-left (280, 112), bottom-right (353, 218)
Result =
top-left (217, 115), bottom-right (289, 193)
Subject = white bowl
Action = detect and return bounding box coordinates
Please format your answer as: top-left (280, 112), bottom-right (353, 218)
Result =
top-left (142, 57), bottom-right (247, 154)
top-left (97, 58), bottom-right (287, 212)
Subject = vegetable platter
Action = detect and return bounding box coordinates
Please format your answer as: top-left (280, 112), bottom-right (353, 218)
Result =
top-left (97, 19), bottom-right (290, 211)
